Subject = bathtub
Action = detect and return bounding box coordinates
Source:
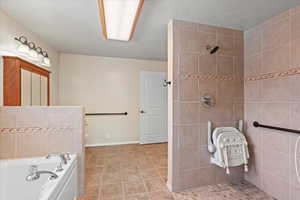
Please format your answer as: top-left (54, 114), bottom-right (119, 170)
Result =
top-left (0, 154), bottom-right (77, 200)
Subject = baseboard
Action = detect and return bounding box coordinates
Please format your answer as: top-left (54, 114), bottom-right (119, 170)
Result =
top-left (167, 181), bottom-right (172, 192)
top-left (85, 141), bottom-right (139, 147)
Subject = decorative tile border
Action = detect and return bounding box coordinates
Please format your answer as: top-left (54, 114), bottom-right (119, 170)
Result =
top-left (180, 67), bottom-right (300, 82)
top-left (0, 127), bottom-right (73, 135)
top-left (180, 74), bottom-right (243, 81)
top-left (245, 67), bottom-right (300, 81)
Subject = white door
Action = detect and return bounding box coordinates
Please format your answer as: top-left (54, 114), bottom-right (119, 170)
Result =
top-left (140, 71), bottom-right (167, 144)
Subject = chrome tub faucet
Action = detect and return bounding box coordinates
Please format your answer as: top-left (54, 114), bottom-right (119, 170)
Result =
top-left (46, 153), bottom-right (68, 165)
top-left (25, 165), bottom-right (58, 181)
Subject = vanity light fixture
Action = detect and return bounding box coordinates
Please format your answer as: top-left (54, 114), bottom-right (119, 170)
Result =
top-left (98, 0), bottom-right (144, 41)
top-left (15, 36), bottom-right (29, 55)
top-left (14, 36), bottom-right (51, 67)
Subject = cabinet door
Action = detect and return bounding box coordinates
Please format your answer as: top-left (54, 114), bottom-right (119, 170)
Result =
top-left (31, 73), bottom-right (41, 105)
top-left (21, 69), bottom-right (32, 106)
top-left (41, 76), bottom-right (48, 106)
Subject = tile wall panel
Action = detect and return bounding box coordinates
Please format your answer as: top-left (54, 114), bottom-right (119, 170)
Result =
top-left (0, 106), bottom-right (85, 195)
top-left (244, 5), bottom-right (300, 200)
top-left (169, 20), bottom-right (244, 191)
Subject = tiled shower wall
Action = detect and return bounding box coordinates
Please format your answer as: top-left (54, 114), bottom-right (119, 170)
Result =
top-left (0, 106), bottom-right (85, 194)
top-left (168, 20), bottom-right (244, 191)
top-left (244, 5), bottom-right (300, 200)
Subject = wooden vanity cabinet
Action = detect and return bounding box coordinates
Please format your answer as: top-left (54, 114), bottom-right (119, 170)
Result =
top-left (3, 56), bottom-right (50, 106)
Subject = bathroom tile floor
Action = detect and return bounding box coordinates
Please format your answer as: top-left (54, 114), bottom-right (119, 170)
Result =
top-left (80, 143), bottom-right (273, 200)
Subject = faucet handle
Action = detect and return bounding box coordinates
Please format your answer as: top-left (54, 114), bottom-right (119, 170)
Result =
top-left (46, 153), bottom-right (65, 159)
top-left (55, 163), bottom-right (64, 172)
top-left (64, 153), bottom-right (71, 160)
top-left (46, 153), bottom-right (57, 159)
top-left (29, 165), bottom-right (38, 174)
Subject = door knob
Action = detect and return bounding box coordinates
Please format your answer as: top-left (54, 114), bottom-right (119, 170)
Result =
top-left (140, 110), bottom-right (146, 114)
top-left (163, 80), bottom-right (171, 87)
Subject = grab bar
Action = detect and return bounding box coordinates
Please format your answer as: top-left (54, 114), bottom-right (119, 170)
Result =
top-left (85, 112), bottom-right (128, 116)
top-left (253, 121), bottom-right (300, 134)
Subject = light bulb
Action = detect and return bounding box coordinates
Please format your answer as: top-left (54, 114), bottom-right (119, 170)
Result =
top-left (29, 49), bottom-right (38, 61)
top-left (43, 57), bottom-right (50, 67)
top-left (37, 53), bottom-right (43, 63)
top-left (17, 44), bottom-right (29, 55)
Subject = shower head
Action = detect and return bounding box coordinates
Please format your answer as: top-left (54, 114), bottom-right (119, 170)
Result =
top-left (206, 46), bottom-right (220, 54)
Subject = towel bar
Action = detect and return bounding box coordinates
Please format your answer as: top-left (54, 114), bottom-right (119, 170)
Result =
top-left (85, 112), bottom-right (128, 116)
top-left (253, 121), bottom-right (300, 134)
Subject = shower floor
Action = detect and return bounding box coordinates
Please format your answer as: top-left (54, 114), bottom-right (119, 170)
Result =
top-left (81, 143), bottom-right (273, 200)
top-left (172, 182), bottom-right (274, 200)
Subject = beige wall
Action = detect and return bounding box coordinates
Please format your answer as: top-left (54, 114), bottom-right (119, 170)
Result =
top-left (168, 20), bottom-right (244, 191)
top-left (59, 53), bottom-right (167, 146)
top-left (0, 57), bottom-right (3, 106)
top-left (244, 5), bottom-right (300, 200)
top-left (0, 106), bottom-right (85, 195)
top-left (0, 8), bottom-right (60, 105)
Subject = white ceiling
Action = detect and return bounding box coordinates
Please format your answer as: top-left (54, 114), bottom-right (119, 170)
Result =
top-left (1, 0), bottom-right (300, 61)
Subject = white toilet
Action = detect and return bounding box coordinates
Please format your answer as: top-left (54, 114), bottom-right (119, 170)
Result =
top-left (207, 121), bottom-right (249, 174)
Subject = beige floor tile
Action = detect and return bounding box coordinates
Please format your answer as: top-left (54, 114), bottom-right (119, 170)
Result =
top-left (98, 195), bottom-right (123, 200)
top-left (95, 158), bottom-right (106, 167)
top-left (125, 193), bottom-right (149, 200)
top-left (139, 168), bottom-right (160, 179)
top-left (124, 181), bottom-right (147, 195)
top-left (157, 168), bottom-right (168, 181)
top-left (120, 161), bottom-right (139, 170)
top-left (103, 163), bottom-right (121, 173)
top-left (144, 178), bottom-right (167, 192)
top-left (86, 165), bottom-right (104, 176)
top-left (122, 171), bottom-right (143, 182)
top-left (85, 174), bottom-right (101, 188)
top-left (80, 185), bottom-right (100, 200)
top-left (149, 191), bottom-right (174, 200)
top-left (137, 159), bottom-right (155, 170)
top-left (101, 171), bottom-right (122, 184)
top-left (100, 183), bottom-right (123, 199)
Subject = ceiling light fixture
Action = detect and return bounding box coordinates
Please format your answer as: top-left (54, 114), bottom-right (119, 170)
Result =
top-left (98, 0), bottom-right (144, 41)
